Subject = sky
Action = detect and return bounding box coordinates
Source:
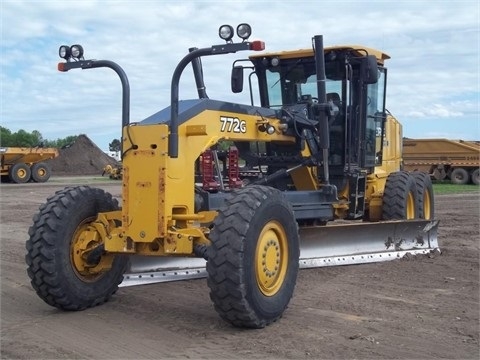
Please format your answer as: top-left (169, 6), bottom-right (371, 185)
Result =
top-left (1, 0), bottom-right (479, 151)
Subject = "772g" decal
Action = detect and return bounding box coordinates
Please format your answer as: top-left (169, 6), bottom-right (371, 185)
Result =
top-left (220, 116), bottom-right (247, 133)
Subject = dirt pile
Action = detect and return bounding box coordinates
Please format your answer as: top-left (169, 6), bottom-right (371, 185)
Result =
top-left (49, 134), bottom-right (118, 176)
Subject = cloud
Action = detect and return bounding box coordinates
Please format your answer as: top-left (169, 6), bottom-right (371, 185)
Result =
top-left (1, 0), bottom-right (479, 150)
top-left (406, 103), bottom-right (464, 118)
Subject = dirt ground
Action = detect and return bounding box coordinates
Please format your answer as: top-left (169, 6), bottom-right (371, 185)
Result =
top-left (1, 178), bottom-right (478, 360)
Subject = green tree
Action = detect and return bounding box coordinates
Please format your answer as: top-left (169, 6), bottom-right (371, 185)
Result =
top-left (0, 126), bottom-right (78, 148)
top-left (109, 138), bottom-right (121, 152)
top-left (31, 130), bottom-right (44, 146)
top-left (0, 126), bottom-right (12, 146)
top-left (11, 129), bottom-right (40, 147)
top-left (44, 135), bottom-right (78, 148)
top-left (217, 140), bottom-right (233, 151)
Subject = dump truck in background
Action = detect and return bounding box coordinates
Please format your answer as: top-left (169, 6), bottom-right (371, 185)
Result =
top-left (402, 138), bottom-right (480, 185)
top-left (0, 147), bottom-right (59, 183)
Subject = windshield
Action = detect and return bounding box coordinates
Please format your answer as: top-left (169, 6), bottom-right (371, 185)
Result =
top-left (261, 53), bottom-right (387, 170)
top-left (265, 60), bottom-right (343, 108)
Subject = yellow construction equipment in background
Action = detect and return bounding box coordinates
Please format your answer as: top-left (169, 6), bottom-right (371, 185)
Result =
top-left (403, 138), bottom-right (480, 185)
top-left (26, 24), bottom-right (438, 329)
top-left (0, 146), bottom-right (58, 183)
top-left (102, 164), bottom-right (122, 180)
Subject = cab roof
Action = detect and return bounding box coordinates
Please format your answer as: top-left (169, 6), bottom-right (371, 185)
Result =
top-left (249, 45), bottom-right (391, 65)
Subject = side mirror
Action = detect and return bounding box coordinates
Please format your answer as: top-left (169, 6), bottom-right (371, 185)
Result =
top-left (231, 66), bottom-right (244, 93)
top-left (363, 55), bottom-right (379, 84)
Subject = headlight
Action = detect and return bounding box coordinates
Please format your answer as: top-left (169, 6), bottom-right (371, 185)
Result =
top-left (271, 57), bottom-right (280, 66)
top-left (71, 44), bottom-right (84, 59)
top-left (59, 45), bottom-right (71, 59)
top-left (219, 24), bottom-right (234, 42)
top-left (236, 23), bottom-right (251, 40)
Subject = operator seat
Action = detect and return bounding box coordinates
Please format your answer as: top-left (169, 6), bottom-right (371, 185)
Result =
top-left (326, 92), bottom-right (344, 166)
top-left (326, 92), bottom-right (342, 127)
top-left (326, 92), bottom-right (341, 105)
top-left (326, 93), bottom-right (341, 120)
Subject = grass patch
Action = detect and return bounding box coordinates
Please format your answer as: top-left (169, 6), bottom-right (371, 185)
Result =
top-left (433, 182), bottom-right (480, 195)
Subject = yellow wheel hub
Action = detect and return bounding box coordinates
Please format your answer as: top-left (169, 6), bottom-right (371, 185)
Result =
top-left (255, 221), bottom-right (288, 296)
top-left (70, 218), bottom-right (112, 282)
top-left (406, 191), bottom-right (415, 219)
top-left (423, 191), bottom-right (432, 220)
top-left (17, 168), bottom-right (27, 179)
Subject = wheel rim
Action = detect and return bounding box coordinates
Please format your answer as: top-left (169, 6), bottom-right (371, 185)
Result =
top-left (70, 217), bottom-right (105, 282)
top-left (37, 167), bottom-right (46, 177)
top-left (406, 191), bottom-right (415, 219)
top-left (255, 220), bottom-right (288, 296)
top-left (17, 168), bottom-right (27, 179)
top-left (423, 190), bottom-right (432, 220)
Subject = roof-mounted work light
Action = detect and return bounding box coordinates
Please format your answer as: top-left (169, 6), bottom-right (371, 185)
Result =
top-left (71, 44), bottom-right (84, 60)
top-left (219, 23), bottom-right (254, 43)
top-left (59, 45), bottom-right (71, 60)
top-left (236, 23), bottom-right (251, 41)
top-left (219, 25), bottom-right (234, 42)
top-left (58, 44), bottom-right (84, 62)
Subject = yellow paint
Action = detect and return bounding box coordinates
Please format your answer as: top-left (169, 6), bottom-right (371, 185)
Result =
top-left (115, 108), bottom-right (298, 255)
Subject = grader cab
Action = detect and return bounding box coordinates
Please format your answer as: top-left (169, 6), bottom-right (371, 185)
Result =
top-left (26, 24), bottom-right (438, 328)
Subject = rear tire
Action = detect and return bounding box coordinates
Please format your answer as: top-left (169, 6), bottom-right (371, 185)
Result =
top-left (450, 168), bottom-right (469, 185)
top-left (31, 162), bottom-right (51, 182)
top-left (471, 168), bottom-right (479, 185)
top-left (25, 186), bottom-right (127, 310)
top-left (207, 185), bottom-right (299, 328)
top-left (412, 171), bottom-right (434, 219)
top-left (9, 163), bottom-right (31, 183)
top-left (382, 171), bottom-right (418, 220)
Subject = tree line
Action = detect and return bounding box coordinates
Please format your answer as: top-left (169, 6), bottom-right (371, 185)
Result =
top-left (0, 127), bottom-right (121, 151)
top-left (0, 126), bottom-right (78, 148)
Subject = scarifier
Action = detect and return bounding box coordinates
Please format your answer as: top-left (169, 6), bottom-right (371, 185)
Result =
top-left (26, 25), bottom-right (439, 328)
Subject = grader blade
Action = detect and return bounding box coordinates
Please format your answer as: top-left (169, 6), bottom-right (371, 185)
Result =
top-left (120, 219), bottom-right (439, 287)
top-left (122, 256), bottom-right (208, 287)
top-left (298, 219), bottom-right (439, 268)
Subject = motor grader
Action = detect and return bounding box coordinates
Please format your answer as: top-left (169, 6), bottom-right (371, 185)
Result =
top-left (102, 164), bottom-right (122, 180)
top-left (26, 24), bottom-right (438, 328)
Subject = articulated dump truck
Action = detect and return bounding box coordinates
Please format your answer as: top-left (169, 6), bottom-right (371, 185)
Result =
top-left (403, 138), bottom-right (480, 185)
top-left (26, 25), bottom-right (439, 328)
top-left (0, 146), bottom-right (58, 183)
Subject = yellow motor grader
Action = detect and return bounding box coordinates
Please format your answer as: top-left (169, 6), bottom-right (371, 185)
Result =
top-left (102, 164), bottom-right (122, 180)
top-left (26, 24), bottom-right (438, 328)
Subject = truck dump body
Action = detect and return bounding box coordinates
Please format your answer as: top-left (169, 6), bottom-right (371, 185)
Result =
top-left (403, 138), bottom-right (480, 185)
top-left (0, 147), bottom-right (59, 183)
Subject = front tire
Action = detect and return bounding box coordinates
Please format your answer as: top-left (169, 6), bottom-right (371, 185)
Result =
top-left (207, 185), bottom-right (299, 328)
top-left (25, 186), bottom-right (127, 310)
top-left (9, 163), bottom-right (31, 183)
